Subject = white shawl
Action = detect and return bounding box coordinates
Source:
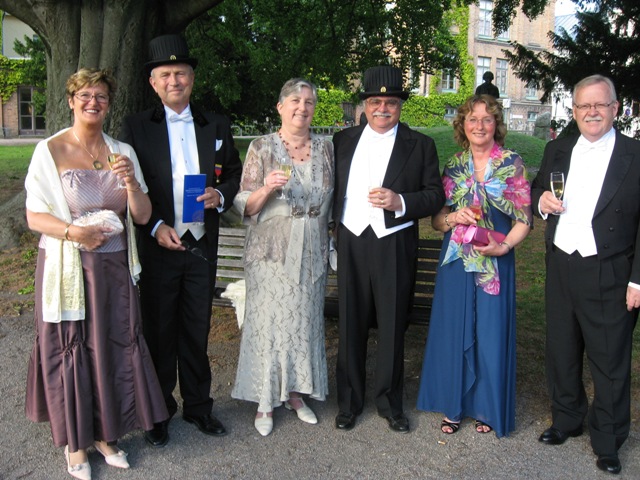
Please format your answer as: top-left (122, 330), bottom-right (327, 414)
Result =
top-left (25, 128), bottom-right (147, 323)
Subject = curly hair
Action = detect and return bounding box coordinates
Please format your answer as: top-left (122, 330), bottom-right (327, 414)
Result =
top-left (65, 68), bottom-right (117, 102)
top-left (452, 95), bottom-right (507, 150)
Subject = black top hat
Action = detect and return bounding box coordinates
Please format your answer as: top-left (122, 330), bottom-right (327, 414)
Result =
top-left (144, 34), bottom-right (198, 76)
top-left (359, 66), bottom-right (409, 100)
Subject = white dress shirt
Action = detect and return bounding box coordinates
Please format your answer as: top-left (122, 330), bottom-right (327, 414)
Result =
top-left (553, 128), bottom-right (615, 257)
top-left (164, 105), bottom-right (205, 239)
top-left (341, 124), bottom-right (412, 238)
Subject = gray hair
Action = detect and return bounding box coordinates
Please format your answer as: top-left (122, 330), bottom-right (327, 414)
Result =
top-left (278, 78), bottom-right (317, 104)
top-left (573, 74), bottom-right (617, 103)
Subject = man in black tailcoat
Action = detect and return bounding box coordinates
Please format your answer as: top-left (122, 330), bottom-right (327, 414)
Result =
top-left (532, 74), bottom-right (640, 475)
top-left (120, 34), bottom-right (242, 447)
top-left (332, 65), bottom-right (444, 433)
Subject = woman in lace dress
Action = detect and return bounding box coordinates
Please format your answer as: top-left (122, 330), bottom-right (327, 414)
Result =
top-left (24, 68), bottom-right (168, 479)
top-left (232, 78), bottom-right (334, 436)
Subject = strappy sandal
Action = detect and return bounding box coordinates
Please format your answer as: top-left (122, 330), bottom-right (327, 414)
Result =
top-left (441, 418), bottom-right (461, 434)
top-left (475, 419), bottom-right (493, 433)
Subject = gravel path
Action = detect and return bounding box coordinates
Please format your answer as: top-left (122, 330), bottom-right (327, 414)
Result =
top-left (1, 307), bottom-right (638, 480)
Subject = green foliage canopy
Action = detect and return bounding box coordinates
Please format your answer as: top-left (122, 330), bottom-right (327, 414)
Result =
top-left (187, 0), bottom-right (474, 124)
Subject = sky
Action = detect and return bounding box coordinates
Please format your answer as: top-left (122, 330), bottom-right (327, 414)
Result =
top-left (555, 0), bottom-right (577, 15)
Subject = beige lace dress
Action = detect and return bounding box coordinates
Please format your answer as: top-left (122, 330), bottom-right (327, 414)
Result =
top-left (231, 133), bottom-right (334, 412)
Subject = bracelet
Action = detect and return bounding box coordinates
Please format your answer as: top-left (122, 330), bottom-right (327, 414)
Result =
top-left (444, 213), bottom-right (451, 229)
top-left (127, 182), bottom-right (141, 192)
top-left (64, 224), bottom-right (71, 241)
top-left (500, 241), bottom-right (512, 251)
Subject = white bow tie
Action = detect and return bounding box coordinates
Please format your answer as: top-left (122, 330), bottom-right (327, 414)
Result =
top-left (169, 112), bottom-right (193, 123)
top-left (575, 138), bottom-right (607, 153)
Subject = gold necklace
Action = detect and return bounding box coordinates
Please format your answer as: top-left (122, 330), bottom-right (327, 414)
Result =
top-left (72, 129), bottom-right (104, 169)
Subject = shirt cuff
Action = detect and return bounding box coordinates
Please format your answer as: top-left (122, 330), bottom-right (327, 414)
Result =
top-left (394, 194), bottom-right (407, 218)
top-left (538, 197), bottom-right (548, 220)
top-left (151, 219), bottom-right (165, 238)
top-left (629, 282), bottom-right (640, 291)
top-left (216, 189), bottom-right (225, 212)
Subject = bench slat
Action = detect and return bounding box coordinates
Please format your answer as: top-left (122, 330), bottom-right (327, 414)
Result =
top-left (214, 227), bottom-right (442, 324)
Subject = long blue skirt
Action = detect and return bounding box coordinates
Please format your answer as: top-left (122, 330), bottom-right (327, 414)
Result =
top-left (416, 212), bottom-right (516, 437)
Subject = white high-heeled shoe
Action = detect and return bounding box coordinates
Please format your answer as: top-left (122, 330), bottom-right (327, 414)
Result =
top-left (285, 397), bottom-right (318, 424)
top-left (64, 446), bottom-right (91, 480)
top-left (254, 411), bottom-right (273, 436)
top-left (94, 442), bottom-right (130, 469)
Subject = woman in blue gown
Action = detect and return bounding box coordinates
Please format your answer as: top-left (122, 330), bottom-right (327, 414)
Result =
top-left (416, 95), bottom-right (532, 437)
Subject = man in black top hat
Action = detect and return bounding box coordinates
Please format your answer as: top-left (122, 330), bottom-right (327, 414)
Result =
top-left (120, 34), bottom-right (242, 447)
top-left (475, 71), bottom-right (500, 99)
top-left (332, 65), bottom-right (444, 433)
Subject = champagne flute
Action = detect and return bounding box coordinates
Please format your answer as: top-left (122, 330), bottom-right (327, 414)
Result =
top-left (550, 171), bottom-right (565, 215)
top-left (550, 172), bottom-right (564, 200)
top-left (107, 144), bottom-right (126, 189)
top-left (368, 179), bottom-right (381, 209)
top-left (277, 157), bottom-right (292, 200)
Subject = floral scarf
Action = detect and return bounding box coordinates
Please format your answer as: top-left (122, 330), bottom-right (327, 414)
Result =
top-left (441, 143), bottom-right (532, 295)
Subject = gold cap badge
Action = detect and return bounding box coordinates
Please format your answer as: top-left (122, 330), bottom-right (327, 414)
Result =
top-left (380, 86), bottom-right (387, 93)
top-left (170, 55), bottom-right (177, 60)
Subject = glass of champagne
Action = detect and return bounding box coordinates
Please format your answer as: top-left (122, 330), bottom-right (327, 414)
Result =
top-left (277, 157), bottom-right (292, 200)
top-left (108, 144), bottom-right (126, 189)
top-left (550, 171), bottom-right (564, 214)
top-left (469, 204), bottom-right (483, 221)
top-left (368, 179), bottom-right (381, 209)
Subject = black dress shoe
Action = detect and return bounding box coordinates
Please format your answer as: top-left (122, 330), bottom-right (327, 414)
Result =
top-left (538, 426), bottom-right (583, 445)
top-left (145, 420), bottom-right (169, 447)
top-left (335, 412), bottom-right (357, 430)
top-left (183, 413), bottom-right (227, 436)
top-left (596, 455), bottom-right (621, 474)
top-left (384, 413), bottom-right (410, 433)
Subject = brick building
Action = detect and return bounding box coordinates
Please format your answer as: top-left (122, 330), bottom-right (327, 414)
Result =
top-left (420, 1), bottom-right (556, 133)
top-left (1, 12), bottom-right (45, 138)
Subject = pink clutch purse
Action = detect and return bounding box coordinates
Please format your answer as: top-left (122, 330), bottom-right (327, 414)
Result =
top-left (462, 225), bottom-right (506, 246)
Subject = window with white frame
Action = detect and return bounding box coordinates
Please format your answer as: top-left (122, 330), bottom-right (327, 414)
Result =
top-left (525, 82), bottom-right (537, 98)
top-left (496, 59), bottom-right (508, 94)
top-left (479, 1), bottom-right (493, 37)
top-left (479, 1), bottom-right (509, 39)
top-left (441, 69), bottom-right (456, 91)
top-left (528, 111), bottom-right (538, 122)
top-left (476, 57), bottom-right (491, 88)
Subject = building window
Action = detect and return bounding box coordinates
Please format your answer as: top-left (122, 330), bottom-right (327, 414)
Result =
top-left (528, 111), bottom-right (538, 122)
top-left (525, 82), bottom-right (537, 99)
top-left (441, 70), bottom-right (456, 91)
top-left (479, 1), bottom-right (509, 39)
top-left (444, 106), bottom-right (457, 118)
top-left (476, 57), bottom-right (491, 89)
top-left (19, 87), bottom-right (46, 135)
top-left (478, 0), bottom-right (493, 37)
top-left (496, 59), bottom-right (508, 95)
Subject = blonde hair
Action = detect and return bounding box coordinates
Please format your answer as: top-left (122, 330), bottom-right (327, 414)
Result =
top-left (66, 68), bottom-right (117, 101)
top-left (452, 95), bottom-right (507, 150)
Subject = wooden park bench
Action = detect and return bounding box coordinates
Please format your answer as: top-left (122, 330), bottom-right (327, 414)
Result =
top-left (212, 227), bottom-right (443, 325)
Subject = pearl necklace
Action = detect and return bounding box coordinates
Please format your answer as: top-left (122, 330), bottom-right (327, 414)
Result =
top-left (72, 129), bottom-right (105, 170)
top-left (279, 130), bottom-right (311, 162)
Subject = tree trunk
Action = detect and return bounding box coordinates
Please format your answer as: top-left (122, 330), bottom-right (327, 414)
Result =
top-left (0, 0), bottom-right (223, 137)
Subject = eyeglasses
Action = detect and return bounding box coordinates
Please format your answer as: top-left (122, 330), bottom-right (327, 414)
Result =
top-left (465, 117), bottom-right (495, 126)
top-left (573, 102), bottom-right (615, 112)
top-left (74, 92), bottom-right (110, 104)
top-left (366, 98), bottom-right (402, 109)
top-left (182, 241), bottom-right (216, 265)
